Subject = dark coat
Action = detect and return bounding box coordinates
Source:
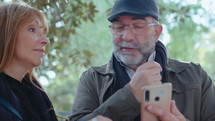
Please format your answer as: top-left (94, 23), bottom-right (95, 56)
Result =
top-left (0, 73), bottom-right (58, 121)
top-left (69, 57), bottom-right (215, 121)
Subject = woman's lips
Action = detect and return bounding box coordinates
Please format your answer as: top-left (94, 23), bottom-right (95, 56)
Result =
top-left (34, 49), bottom-right (45, 55)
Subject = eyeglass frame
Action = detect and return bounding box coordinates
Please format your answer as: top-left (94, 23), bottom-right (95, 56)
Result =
top-left (109, 21), bottom-right (159, 35)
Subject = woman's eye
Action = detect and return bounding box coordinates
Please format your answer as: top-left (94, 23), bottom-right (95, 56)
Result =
top-left (28, 28), bottom-right (35, 33)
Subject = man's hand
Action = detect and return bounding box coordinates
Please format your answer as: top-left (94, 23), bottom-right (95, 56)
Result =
top-left (146, 100), bottom-right (186, 121)
top-left (129, 61), bottom-right (162, 102)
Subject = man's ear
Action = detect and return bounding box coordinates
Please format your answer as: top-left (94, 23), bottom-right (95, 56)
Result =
top-left (154, 25), bottom-right (163, 41)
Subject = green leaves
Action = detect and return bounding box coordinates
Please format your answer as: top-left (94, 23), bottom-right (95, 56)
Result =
top-left (2, 0), bottom-right (215, 114)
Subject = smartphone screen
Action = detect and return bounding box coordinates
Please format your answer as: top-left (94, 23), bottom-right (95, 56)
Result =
top-left (141, 83), bottom-right (172, 121)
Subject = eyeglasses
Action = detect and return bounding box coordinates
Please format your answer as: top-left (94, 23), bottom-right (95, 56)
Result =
top-left (109, 22), bottom-right (159, 35)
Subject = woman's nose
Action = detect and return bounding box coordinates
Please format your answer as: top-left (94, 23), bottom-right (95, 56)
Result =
top-left (41, 37), bottom-right (50, 45)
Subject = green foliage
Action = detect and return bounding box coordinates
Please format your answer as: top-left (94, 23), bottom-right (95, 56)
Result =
top-left (1, 0), bottom-right (215, 116)
top-left (158, 1), bottom-right (208, 60)
top-left (196, 31), bottom-right (215, 80)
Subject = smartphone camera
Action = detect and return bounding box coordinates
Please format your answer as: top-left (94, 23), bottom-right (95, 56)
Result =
top-left (145, 90), bottom-right (150, 102)
top-left (154, 89), bottom-right (165, 102)
top-left (145, 90), bottom-right (164, 102)
top-left (155, 96), bottom-right (160, 102)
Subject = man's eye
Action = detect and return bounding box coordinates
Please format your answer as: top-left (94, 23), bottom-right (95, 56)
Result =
top-left (114, 25), bottom-right (124, 30)
top-left (28, 28), bottom-right (35, 32)
top-left (115, 26), bottom-right (124, 29)
top-left (133, 24), bottom-right (145, 28)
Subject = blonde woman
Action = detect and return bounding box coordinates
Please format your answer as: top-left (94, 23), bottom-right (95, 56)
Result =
top-left (0, 2), bottom-right (58, 121)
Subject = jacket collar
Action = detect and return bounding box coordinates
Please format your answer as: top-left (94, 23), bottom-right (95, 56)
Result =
top-left (166, 58), bottom-right (189, 73)
top-left (92, 55), bottom-right (189, 75)
top-left (91, 55), bottom-right (115, 75)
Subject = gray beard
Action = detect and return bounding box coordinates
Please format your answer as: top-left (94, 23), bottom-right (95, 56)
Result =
top-left (114, 50), bottom-right (153, 69)
top-left (113, 41), bottom-right (155, 69)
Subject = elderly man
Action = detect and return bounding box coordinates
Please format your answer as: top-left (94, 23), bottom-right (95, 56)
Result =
top-left (69, 0), bottom-right (215, 121)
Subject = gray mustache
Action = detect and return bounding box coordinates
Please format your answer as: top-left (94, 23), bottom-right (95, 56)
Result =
top-left (118, 41), bottom-right (139, 49)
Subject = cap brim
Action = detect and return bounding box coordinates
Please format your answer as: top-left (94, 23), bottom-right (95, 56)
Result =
top-left (108, 12), bottom-right (157, 22)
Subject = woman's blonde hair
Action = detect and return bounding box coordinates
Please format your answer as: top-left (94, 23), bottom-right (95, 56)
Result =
top-left (0, 2), bottom-right (48, 82)
top-left (0, 3), bottom-right (69, 120)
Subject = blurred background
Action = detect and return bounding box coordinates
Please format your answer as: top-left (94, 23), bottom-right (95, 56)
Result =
top-left (1, 0), bottom-right (215, 118)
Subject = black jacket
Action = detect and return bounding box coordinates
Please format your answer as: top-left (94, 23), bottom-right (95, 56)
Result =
top-left (0, 72), bottom-right (58, 121)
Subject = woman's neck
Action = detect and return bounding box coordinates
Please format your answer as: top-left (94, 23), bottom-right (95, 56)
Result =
top-left (3, 63), bottom-right (29, 82)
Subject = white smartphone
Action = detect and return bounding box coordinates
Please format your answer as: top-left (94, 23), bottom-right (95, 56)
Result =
top-left (141, 83), bottom-right (172, 121)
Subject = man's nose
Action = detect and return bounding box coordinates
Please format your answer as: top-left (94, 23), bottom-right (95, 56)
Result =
top-left (121, 27), bottom-right (135, 41)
